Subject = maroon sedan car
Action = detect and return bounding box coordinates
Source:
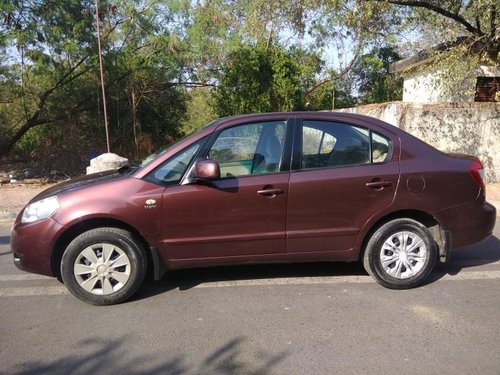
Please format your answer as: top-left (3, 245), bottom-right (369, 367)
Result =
top-left (11, 112), bottom-right (496, 305)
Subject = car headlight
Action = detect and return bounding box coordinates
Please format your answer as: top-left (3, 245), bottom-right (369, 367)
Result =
top-left (21, 196), bottom-right (60, 224)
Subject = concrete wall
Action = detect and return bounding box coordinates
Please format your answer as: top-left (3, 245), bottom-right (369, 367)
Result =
top-left (338, 102), bottom-right (500, 183)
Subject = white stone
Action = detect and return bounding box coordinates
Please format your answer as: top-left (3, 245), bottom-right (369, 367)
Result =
top-left (87, 153), bottom-right (129, 175)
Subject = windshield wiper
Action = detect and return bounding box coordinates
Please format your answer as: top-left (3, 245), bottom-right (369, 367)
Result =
top-left (117, 164), bottom-right (139, 174)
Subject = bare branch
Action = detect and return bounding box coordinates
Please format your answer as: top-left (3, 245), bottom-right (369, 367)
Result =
top-left (465, 0), bottom-right (475, 11)
top-left (491, 5), bottom-right (497, 38)
top-left (1, 117), bottom-right (58, 156)
top-left (38, 54), bottom-right (91, 105)
top-left (305, 48), bottom-right (361, 97)
top-left (1, 54), bottom-right (93, 156)
top-left (370, 0), bottom-right (485, 37)
top-left (139, 81), bottom-right (217, 95)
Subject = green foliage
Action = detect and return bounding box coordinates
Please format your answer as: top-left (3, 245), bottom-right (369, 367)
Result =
top-left (180, 88), bottom-right (217, 135)
top-left (422, 44), bottom-right (483, 100)
top-left (213, 44), bottom-right (308, 117)
top-left (0, 0), bottom-right (189, 163)
top-left (352, 46), bottom-right (403, 104)
top-left (306, 80), bottom-right (357, 110)
top-left (2, 0), bottom-right (497, 169)
top-left (383, 0), bottom-right (500, 61)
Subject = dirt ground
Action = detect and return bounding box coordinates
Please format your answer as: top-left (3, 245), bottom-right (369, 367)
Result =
top-left (1, 181), bottom-right (499, 222)
top-left (0, 183), bottom-right (55, 221)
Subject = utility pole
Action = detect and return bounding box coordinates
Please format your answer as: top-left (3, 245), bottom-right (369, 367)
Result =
top-left (331, 85), bottom-right (335, 111)
top-left (95, 0), bottom-right (111, 153)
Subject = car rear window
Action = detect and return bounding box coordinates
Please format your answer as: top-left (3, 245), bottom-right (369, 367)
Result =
top-left (301, 121), bottom-right (391, 169)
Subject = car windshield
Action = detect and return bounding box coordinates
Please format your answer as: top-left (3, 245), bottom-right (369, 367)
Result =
top-left (138, 120), bottom-right (220, 169)
top-left (139, 147), bottom-right (169, 168)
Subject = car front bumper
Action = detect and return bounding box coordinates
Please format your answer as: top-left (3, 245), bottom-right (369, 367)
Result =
top-left (11, 217), bottom-right (64, 277)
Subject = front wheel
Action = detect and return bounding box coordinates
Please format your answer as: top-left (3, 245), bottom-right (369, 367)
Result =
top-left (61, 228), bottom-right (147, 305)
top-left (363, 219), bottom-right (437, 289)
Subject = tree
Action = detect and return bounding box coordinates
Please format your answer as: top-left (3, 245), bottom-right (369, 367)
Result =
top-left (305, 79), bottom-right (357, 110)
top-left (236, 0), bottom-right (499, 99)
top-left (352, 46), bottom-right (403, 104)
top-left (0, 1), bottom-right (189, 159)
top-left (363, 1), bottom-right (499, 99)
top-left (369, 0), bottom-right (500, 62)
top-left (213, 44), bottom-right (307, 117)
top-left (179, 88), bottom-right (217, 135)
top-left (182, 0), bottom-right (402, 100)
top-left (267, 0), bottom-right (403, 96)
top-left (4, 0), bottom-right (496, 164)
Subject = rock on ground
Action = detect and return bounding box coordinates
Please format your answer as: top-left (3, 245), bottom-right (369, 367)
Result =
top-left (86, 153), bottom-right (128, 175)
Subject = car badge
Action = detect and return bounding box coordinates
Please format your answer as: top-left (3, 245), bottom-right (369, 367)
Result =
top-left (144, 199), bottom-right (157, 208)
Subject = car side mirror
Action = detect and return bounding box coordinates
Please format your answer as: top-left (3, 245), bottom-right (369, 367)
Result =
top-left (193, 159), bottom-right (221, 181)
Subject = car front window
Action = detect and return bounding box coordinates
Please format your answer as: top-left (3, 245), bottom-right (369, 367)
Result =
top-left (208, 121), bottom-right (287, 178)
top-left (146, 138), bottom-right (206, 185)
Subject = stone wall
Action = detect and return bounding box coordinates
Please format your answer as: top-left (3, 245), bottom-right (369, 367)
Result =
top-left (338, 102), bottom-right (500, 183)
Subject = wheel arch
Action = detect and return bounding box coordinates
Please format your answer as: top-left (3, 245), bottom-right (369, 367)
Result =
top-left (51, 218), bottom-right (153, 280)
top-left (358, 209), bottom-right (449, 263)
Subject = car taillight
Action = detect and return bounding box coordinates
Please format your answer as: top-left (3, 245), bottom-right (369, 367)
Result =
top-left (469, 158), bottom-right (485, 188)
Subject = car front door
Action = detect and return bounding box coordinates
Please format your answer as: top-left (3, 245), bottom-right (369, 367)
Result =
top-left (286, 118), bottom-right (400, 256)
top-left (160, 119), bottom-right (291, 262)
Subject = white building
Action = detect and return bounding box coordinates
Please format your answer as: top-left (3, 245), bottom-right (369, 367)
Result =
top-left (390, 48), bottom-right (500, 103)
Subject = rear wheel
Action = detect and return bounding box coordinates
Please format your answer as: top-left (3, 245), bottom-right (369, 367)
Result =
top-left (61, 228), bottom-right (147, 305)
top-left (363, 218), bottom-right (437, 289)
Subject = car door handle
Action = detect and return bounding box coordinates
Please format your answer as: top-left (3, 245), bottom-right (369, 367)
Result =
top-left (257, 188), bottom-right (285, 196)
top-left (365, 180), bottom-right (392, 189)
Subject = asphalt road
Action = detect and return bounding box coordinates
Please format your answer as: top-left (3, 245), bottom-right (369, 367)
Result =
top-left (1, 221), bottom-right (499, 375)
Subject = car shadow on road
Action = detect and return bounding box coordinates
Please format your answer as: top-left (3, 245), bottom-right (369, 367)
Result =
top-left (9, 335), bottom-right (288, 375)
top-left (426, 234), bottom-right (500, 284)
top-left (134, 260), bottom-right (368, 301)
top-left (0, 235), bottom-right (10, 245)
top-left (0, 235), bottom-right (12, 256)
top-left (135, 234), bottom-right (500, 301)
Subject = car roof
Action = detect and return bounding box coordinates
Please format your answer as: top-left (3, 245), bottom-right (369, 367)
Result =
top-left (213, 111), bottom-right (400, 134)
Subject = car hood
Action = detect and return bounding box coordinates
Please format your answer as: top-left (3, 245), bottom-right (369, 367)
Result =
top-left (29, 170), bottom-right (128, 203)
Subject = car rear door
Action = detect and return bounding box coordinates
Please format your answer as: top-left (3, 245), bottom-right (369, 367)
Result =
top-left (286, 117), bottom-right (400, 257)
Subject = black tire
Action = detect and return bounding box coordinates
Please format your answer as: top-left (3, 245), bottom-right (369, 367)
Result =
top-left (363, 218), bottom-right (437, 289)
top-left (61, 228), bottom-right (147, 305)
